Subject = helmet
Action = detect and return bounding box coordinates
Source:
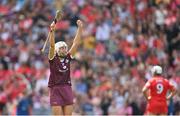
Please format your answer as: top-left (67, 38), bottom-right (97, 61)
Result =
top-left (55, 41), bottom-right (68, 52)
top-left (151, 65), bottom-right (162, 75)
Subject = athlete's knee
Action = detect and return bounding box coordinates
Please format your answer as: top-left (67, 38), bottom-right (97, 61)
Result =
top-left (52, 106), bottom-right (63, 115)
top-left (63, 104), bottom-right (74, 115)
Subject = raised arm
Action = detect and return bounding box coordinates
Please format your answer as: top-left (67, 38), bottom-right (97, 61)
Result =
top-left (48, 22), bottom-right (56, 60)
top-left (69, 20), bottom-right (83, 56)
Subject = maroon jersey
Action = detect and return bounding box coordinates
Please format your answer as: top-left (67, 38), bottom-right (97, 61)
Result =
top-left (48, 53), bottom-right (72, 87)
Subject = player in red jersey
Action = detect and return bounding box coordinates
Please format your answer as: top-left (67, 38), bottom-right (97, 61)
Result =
top-left (142, 65), bottom-right (177, 115)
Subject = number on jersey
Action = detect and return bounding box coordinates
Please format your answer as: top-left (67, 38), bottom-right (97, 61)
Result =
top-left (156, 83), bottom-right (164, 94)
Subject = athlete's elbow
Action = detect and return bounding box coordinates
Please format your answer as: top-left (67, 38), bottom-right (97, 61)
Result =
top-left (173, 88), bottom-right (177, 95)
top-left (142, 87), bottom-right (147, 93)
top-left (142, 90), bottom-right (145, 95)
top-left (142, 88), bottom-right (144, 93)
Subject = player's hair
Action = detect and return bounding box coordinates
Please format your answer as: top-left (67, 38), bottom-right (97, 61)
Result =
top-left (55, 41), bottom-right (68, 53)
top-left (154, 73), bottom-right (161, 76)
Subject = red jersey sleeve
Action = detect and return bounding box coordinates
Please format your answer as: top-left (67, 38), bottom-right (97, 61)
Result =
top-left (167, 80), bottom-right (175, 91)
top-left (144, 79), bottom-right (152, 89)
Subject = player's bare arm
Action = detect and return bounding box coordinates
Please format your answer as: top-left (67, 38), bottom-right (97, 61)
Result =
top-left (166, 84), bottom-right (177, 100)
top-left (142, 86), bottom-right (150, 100)
top-left (142, 82), bottom-right (151, 100)
top-left (48, 22), bottom-right (56, 60)
top-left (69, 20), bottom-right (83, 56)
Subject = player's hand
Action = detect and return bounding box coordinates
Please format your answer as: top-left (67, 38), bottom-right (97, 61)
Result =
top-left (148, 96), bottom-right (151, 100)
top-left (166, 96), bottom-right (170, 100)
top-left (77, 20), bottom-right (83, 28)
top-left (50, 22), bottom-right (56, 31)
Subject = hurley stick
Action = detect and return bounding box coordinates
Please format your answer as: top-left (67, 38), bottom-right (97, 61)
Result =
top-left (41, 10), bottom-right (62, 53)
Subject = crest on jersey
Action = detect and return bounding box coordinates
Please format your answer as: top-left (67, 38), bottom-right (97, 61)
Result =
top-left (63, 66), bottom-right (67, 69)
top-left (65, 59), bottom-right (69, 63)
top-left (60, 59), bottom-right (64, 62)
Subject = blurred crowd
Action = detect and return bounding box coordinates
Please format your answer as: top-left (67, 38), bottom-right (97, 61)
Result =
top-left (0, 0), bottom-right (180, 115)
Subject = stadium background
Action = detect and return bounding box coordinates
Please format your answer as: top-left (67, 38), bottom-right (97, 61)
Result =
top-left (0, 0), bottom-right (179, 115)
